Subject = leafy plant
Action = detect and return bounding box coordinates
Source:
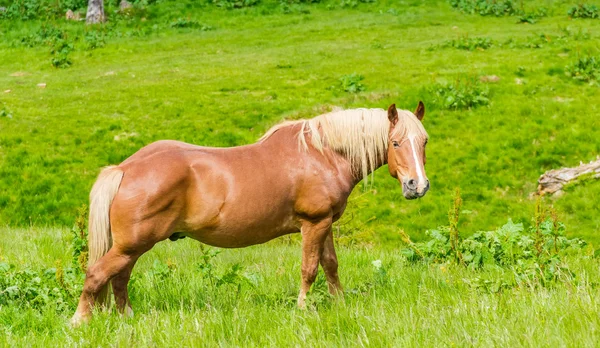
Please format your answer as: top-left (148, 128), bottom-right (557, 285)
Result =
top-left (448, 0), bottom-right (519, 17)
top-left (84, 30), bottom-right (107, 50)
top-left (0, 102), bottom-right (13, 118)
top-left (565, 55), bottom-right (600, 82)
top-left (170, 18), bottom-right (214, 30)
top-left (445, 35), bottom-right (494, 50)
top-left (401, 192), bottom-right (586, 291)
top-left (339, 73), bottom-right (366, 93)
top-left (212, 0), bottom-right (259, 9)
top-left (20, 25), bottom-right (66, 47)
top-left (51, 38), bottom-right (74, 68)
top-left (568, 3), bottom-right (599, 19)
top-left (71, 206), bottom-right (88, 272)
top-left (431, 78), bottom-right (489, 110)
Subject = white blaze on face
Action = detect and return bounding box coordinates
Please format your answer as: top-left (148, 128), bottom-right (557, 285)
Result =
top-left (408, 135), bottom-right (426, 190)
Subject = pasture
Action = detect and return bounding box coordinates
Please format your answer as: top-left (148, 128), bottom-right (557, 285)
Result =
top-left (1, 0), bottom-right (600, 346)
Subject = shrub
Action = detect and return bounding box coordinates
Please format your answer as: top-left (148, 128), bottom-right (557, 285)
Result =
top-left (568, 3), bottom-right (599, 19)
top-left (565, 55), bottom-right (600, 82)
top-left (339, 73), bottom-right (366, 93)
top-left (431, 78), bottom-right (489, 110)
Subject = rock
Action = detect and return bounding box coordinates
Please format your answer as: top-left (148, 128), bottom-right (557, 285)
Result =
top-left (480, 75), bottom-right (500, 83)
top-left (0, 7), bottom-right (7, 13)
top-left (515, 78), bottom-right (524, 85)
top-left (4, 89), bottom-right (10, 93)
top-left (66, 10), bottom-right (82, 21)
top-left (10, 72), bottom-right (27, 77)
top-left (37, 83), bottom-right (46, 88)
top-left (119, 0), bottom-right (133, 11)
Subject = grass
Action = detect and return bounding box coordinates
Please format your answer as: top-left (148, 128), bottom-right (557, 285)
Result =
top-left (0, 0), bottom-right (599, 243)
top-left (1, 226), bottom-right (599, 347)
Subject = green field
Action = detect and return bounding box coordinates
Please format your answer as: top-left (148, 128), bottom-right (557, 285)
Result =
top-left (1, 0), bottom-right (600, 345)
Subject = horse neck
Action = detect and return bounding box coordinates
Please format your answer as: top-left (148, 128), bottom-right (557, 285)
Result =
top-left (258, 123), bottom-right (387, 188)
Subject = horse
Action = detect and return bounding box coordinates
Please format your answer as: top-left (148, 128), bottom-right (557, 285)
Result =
top-left (71, 102), bottom-right (430, 325)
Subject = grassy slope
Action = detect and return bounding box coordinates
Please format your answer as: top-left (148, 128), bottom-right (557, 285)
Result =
top-left (1, 227), bottom-right (599, 347)
top-left (1, 1), bottom-right (599, 243)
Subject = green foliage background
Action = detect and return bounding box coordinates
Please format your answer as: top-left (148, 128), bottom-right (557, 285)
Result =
top-left (0, 0), bottom-right (599, 245)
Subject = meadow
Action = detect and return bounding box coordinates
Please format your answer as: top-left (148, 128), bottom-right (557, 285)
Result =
top-left (1, 0), bottom-right (600, 345)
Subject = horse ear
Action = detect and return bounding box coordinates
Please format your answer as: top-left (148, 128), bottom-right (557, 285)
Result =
top-left (387, 104), bottom-right (398, 126)
top-left (414, 101), bottom-right (425, 121)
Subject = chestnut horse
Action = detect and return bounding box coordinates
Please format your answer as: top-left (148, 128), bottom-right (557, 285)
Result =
top-left (71, 102), bottom-right (429, 325)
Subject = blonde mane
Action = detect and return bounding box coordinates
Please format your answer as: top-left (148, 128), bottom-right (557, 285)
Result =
top-left (260, 108), bottom-right (427, 183)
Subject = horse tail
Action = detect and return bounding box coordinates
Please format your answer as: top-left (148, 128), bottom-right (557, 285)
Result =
top-left (88, 165), bottom-right (124, 306)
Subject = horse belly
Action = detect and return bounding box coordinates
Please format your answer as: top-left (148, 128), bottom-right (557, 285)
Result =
top-left (186, 212), bottom-right (300, 248)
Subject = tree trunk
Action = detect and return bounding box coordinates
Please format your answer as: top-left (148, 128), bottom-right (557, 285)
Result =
top-left (86, 0), bottom-right (105, 24)
top-left (537, 158), bottom-right (600, 196)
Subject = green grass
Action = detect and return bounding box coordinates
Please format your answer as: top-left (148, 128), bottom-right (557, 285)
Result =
top-left (1, 226), bottom-right (599, 347)
top-left (1, 0), bottom-right (599, 243)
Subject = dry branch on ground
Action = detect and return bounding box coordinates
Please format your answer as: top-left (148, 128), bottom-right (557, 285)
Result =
top-left (537, 157), bottom-right (600, 196)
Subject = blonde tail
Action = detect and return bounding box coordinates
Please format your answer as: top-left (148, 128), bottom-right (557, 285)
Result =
top-left (88, 165), bottom-right (124, 307)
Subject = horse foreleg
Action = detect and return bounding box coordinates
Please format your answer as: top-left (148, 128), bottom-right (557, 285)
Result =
top-left (297, 218), bottom-right (331, 308)
top-left (320, 231), bottom-right (343, 296)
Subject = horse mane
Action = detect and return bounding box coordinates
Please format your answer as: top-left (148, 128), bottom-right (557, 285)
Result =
top-left (260, 108), bottom-right (427, 183)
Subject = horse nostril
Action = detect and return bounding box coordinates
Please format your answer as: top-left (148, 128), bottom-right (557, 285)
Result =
top-left (407, 179), bottom-right (417, 190)
top-left (425, 180), bottom-right (430, 190)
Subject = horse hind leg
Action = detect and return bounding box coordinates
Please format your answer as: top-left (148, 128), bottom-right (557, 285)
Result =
top-left (71, 247), bottom-right (137, 325)
top-left (111, 256), bottom-right (138, 317)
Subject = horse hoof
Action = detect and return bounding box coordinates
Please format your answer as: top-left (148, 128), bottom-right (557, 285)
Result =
top-left (124, 306), bottom-right (134, 318)
top-left (70, 312), bottom-right (90, 327)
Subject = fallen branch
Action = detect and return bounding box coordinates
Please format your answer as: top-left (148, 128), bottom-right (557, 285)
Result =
top-left (537, 157), bottom-right (600, 196)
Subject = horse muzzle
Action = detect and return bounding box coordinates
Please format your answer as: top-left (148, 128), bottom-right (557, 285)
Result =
top-left (402, 178), bottom-right (430, 200)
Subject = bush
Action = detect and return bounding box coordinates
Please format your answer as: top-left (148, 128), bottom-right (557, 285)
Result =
top-left (431, 78), bottom-right (489, 110)
top-left (565, 55), bottom-right (600, 82)
top-left (0, 0), bottom-right (87, 20)
top-left (568, 3), bottom-right (599, 19)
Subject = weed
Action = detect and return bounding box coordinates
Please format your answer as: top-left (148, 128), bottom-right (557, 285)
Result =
top-left (448, 0), bottom-right (519, 17)
top-left (339, 73), bottom-right (366, 93)
top-left (20, 25), bottom-right (65, 47)
top-left (84, 30), bottom-right (107, 50)
top-left (431, 78), bottom-right (489, 110)
top-left (71, 206), bottom-right (88, 272)
top-left (445, 35), bottom-right (494, 50)
top-left (565, 55), bottom-right (600, 82)
top-left (212, 0), bottom-right (260, 9)
top-left (50, 38), bottom-right (74, 68)
top-left (169, 18), bottom-right (214, 30)
top-left (401, 192), bottom-right (586, 291)
top-left (568, 3), bottom-right (599, 19)
top-left (0, 103), bottom-right (12, 119)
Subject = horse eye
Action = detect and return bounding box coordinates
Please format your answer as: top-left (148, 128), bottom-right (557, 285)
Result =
top-left (392, 142), bottom-right (399, 148)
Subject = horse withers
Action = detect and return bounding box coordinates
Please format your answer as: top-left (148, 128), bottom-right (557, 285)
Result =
top-left (71, 102), bottom-right (429, 325)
